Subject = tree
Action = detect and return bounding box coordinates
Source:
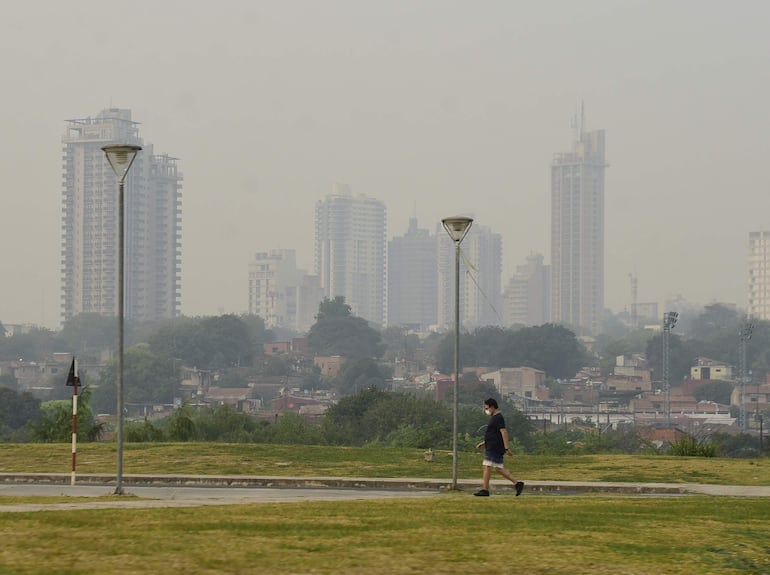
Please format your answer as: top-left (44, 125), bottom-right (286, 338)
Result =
top-left (316, 296), bottom-right (351, 320)
top-left (29, 387), bottom-right (103, 442)
top-left (0, 327), bottom-right (57, 362)
top-left (91, 347), bottom-right (180, 413)
top-left (269, 412), bottom-right (324, 445)
top-left (510, 324), bottom-right (588, 379)
top-left (434, 324), bottom-right (588, 380)
top-left (0, 387), bottom-right (40, 437)
top-left (56, 313), bottom-right (117, 360)
top-left (238, 313), bottom-right (273, 348)
top-left (321, 388), bottom-right (451, 447)
top-left (321, 387), bottom-right (386, 445)
top-left (693, 380), bottom-right (734, 405)
top-left (307, 298), bottom-right (384, 359)
top-left (335, 358), bottom-right (390, 395)
top-left (434, 331), bottom-right (478, 374)
top-left (645, 333), bottom-right (696, 387)
top-left (149, 314), bottom-right (255, 369)
top-left (0, 372), bottom-right (17, 389)
top-left (381, 326), bottom-right (420, 362)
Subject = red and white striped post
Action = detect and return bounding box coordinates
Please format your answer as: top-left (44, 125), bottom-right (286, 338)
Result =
top-left (68, 357), bottom-right (80, 485)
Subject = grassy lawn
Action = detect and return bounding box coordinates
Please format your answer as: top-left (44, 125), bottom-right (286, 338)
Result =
top-left (0, 443), bottom-right (768, 485)
top-left (0, 495), bottom-right (769, 574)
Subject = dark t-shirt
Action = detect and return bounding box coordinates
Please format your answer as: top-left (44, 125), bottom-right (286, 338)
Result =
top-left (484, 412), bottom-right (506, 456)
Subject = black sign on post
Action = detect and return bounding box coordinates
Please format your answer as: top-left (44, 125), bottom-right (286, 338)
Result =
top-left (65, 358), bottom-right (77, 386)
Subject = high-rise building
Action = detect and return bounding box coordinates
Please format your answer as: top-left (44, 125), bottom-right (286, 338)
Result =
top-left (388, 217), bottom-right (438, 329)
top-left (315, 185), bottom-right (387, 326)
top-left (502, 253), bottom-right (550, 327)
top-left (550, 110), bottom-right (606, 335)
top-left (248, 249), bottom-right (323, 332)
top-left (748, 230), bottom-right (770, 320)
top-left (61, 109), bottom-right (182, 324)
top-left (437, 221), bottom-right (503, 330)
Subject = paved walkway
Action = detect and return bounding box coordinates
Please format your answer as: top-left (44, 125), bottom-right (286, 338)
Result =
top-left (1, 473), bottom-right (769, 513)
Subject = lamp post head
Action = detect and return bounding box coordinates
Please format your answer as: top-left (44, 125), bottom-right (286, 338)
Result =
top-left (442, 216), bottom-right (473, 243)
top-left (102, 144), bottom-right (142, 183)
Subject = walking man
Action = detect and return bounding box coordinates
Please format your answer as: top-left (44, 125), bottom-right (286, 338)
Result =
top-left (474, 398), bottom-right (524, 497)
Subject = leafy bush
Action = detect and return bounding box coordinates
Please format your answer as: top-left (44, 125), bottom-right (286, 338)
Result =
top-left (125, 419), bottom-right (165, 442)
top-left (28, 387), bottom-right (104, 442)
top-left (670, 435), bottom-right (717, 457)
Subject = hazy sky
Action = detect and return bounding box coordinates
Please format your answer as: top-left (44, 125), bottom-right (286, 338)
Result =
top-left (2, 0), bottom-right (769, 329)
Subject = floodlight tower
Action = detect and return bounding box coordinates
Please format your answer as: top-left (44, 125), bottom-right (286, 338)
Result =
top-left (738, 320), bottom-right (754, 432)
top-left (662, 311), bottom-right (678, 426)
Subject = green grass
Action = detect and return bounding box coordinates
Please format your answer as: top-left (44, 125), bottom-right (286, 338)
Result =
top-left (1, 496), bottom-right (769, 574)
top-left (1, 443), bottom-right (768, 485)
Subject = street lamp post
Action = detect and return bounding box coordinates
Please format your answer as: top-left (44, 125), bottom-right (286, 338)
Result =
top-left (442, 216), bottom-right (473, 490)
top-left (662, 311), bottom-right (678, 426)
top-left (102, 144), bottom-right (142, 495)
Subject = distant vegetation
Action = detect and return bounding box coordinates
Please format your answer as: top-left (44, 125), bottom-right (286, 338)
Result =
top-left (1, 302), bottom-right (769, 457)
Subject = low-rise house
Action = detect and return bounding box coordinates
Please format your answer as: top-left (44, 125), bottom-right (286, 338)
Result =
top-left (314, 355), bottom-right (344, 378)
top-left (730, 382), bottom-right (770, 413)
top-left (206, 386), bottom-right (262, 413)
top-left (604, 374), bottom-right (651, 393)
top-left (613, 354), bottom-right (651, 384)
top-left (481, 367), bottom-right (547, 400)
top-left (690, 357), bottom-right (733, 381)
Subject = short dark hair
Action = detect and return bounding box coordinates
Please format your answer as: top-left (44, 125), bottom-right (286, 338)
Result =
top-left (484, 398), bottom-right (498, 409)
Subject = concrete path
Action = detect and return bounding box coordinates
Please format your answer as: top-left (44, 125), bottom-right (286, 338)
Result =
top-left (1, 473), bottom-right (769, 513)
top-left (0, 483), bottom-right (440, 513)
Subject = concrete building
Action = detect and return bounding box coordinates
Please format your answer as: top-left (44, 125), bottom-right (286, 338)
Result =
top-left (481, 367), bottom-right (546, 399)
top-left (387, 217), bottom-right (437, 329)
top-left (315, 185), bottom-right (387, 327)
top-left (550, 108), bottom-right (606, 335)
top-left (248, 249), bottom-right (322, 332)
top-left (502, 253), bottom-right (550, 327)
top-left (61, 109), bottom-right (182, 324)
top-left (749, 230), bottom-right (770, 320)
top-left (437, 222), bottom-right (502, 330)
top-left (690, 358), bottom-right (734, 381)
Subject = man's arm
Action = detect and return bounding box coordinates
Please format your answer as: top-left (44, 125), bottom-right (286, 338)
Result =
top-left (500, 428), bottom-right (511, 452)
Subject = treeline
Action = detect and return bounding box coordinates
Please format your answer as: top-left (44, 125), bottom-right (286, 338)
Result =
top-left (127, 386), bottom-right (536, 451)
top-left (2, 385), bottom-right (766, 457)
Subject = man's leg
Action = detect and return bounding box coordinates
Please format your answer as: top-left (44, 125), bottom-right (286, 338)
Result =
top-left (495, 466), bottom-right (517, 484)
top-left (496, 467), bottom-right (525, 496)
top-left (482, 465), bottom-right (492, 490)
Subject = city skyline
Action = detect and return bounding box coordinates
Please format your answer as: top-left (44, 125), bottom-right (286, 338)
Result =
top-left (2, 2), bottom-right (769, 328)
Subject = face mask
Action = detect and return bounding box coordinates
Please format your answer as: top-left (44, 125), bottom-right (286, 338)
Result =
top-left (484, 408), bottom-right (491, 416)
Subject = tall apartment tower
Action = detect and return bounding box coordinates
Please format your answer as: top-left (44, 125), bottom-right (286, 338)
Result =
top-left (248, 249), bottom-right (323, 332)
top-left (388, 217), bottom-right (438, 329)
top-left (748, 231), bottom-right (770, 320)
top-left (61, 109), bottom-right (182, 324)
top-left (550, 110), bottom-right (606, 335)
top-left (437, 222), bottom-right (503, 330)
top-left (502, 253), bottom-right (550, 327)
top-left (315, 185), bottom-right (387, 326)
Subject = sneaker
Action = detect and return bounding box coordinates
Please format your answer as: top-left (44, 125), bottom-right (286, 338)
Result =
top-left (473, 489), bottom-right (490, 497)
top-left (515, 481), bottom-right (524, 496)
